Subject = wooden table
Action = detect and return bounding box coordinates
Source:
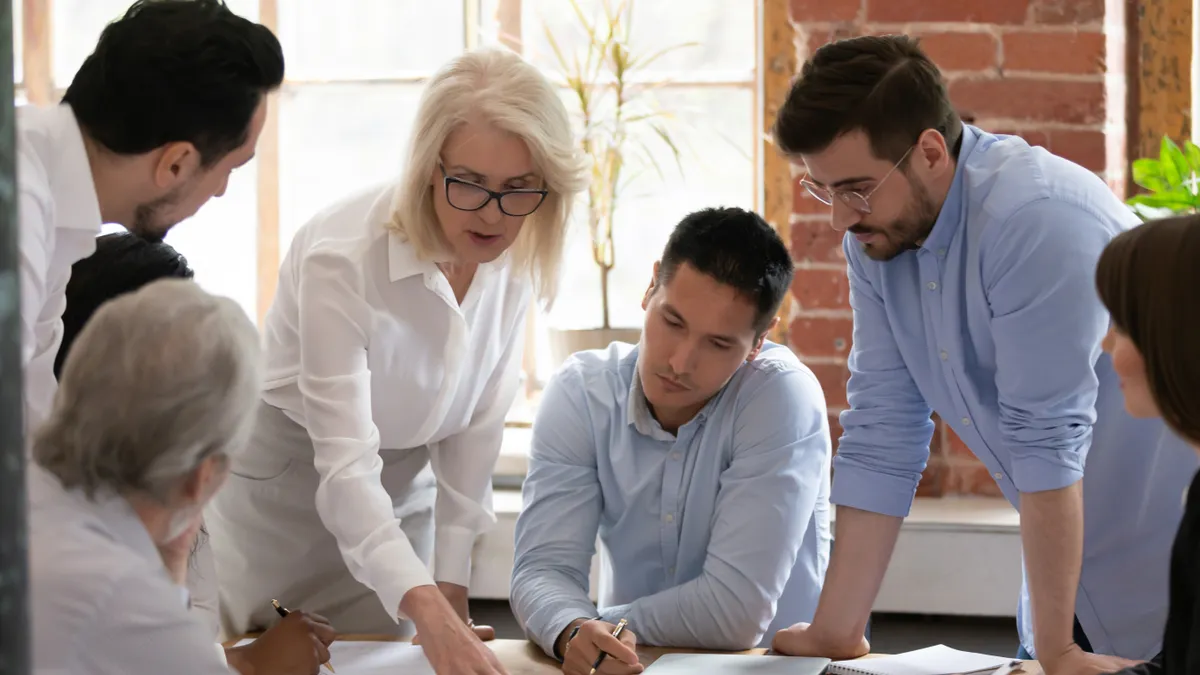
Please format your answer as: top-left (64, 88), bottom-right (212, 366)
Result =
top-left (229, 635), bottom-right (1042, 674)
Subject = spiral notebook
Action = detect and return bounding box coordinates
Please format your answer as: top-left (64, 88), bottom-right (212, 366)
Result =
top-left (826, 644), bottom-right (1017, 675)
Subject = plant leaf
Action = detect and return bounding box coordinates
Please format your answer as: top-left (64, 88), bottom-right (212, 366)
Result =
top-left (1185, 140), bottom-right (1200, 173)
top-left (1159, 136), bottom-right (1188, 187)
top-left (1131, 158), bottom-right (1168, 192)
top-left (1126, 191), bottom-right (1200, 211)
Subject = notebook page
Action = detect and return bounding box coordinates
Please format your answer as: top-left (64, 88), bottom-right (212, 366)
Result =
top-left (232, 639), bottom-right (435, 674)
top-left (828, 644), bottom-right (1010, 675)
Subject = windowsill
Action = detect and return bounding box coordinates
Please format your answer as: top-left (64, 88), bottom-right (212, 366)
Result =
top-left (494, 426), bottom-right (533, 478)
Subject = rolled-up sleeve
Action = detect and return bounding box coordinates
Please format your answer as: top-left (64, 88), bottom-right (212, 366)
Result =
top-left (297, 250), bottom-right (432, 622)
top-left (597, 367), bottom-right (832, 650)
top-left (429, 288), bottom-right (531, 587)
top-left (510, 364), bottom-right (603, 658)
top-left (982, 200), bottom-right (1113, 493)
top-left (831, 235), bottom-right (936, 517)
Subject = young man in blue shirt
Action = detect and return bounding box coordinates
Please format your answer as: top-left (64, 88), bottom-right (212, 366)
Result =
top-left (510, 207), bottom-right (833, 673)
top-left (769, 35), bottom-right (1194, 674)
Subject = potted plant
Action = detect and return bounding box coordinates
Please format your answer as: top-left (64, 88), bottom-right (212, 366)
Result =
top-left (542, 0), bottom-right (694, 367)
top-left (1126, 136), bottom-right (1200, 219)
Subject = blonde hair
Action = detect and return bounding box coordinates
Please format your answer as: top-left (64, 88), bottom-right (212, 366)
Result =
top-left (389, 46), bottom-right (589, 307)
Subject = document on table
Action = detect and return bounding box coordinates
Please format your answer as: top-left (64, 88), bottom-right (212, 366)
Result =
top-left (826, 644), bottom-right (1016, 675)
top-left (232, 639), bottom-right (434, 674)
top-left (644, 653), bottom-right (830, 674)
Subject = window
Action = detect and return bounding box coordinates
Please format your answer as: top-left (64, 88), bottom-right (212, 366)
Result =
top-left (18, 0), bottom-right (763, 473)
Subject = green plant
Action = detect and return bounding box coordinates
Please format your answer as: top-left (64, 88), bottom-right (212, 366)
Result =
top-left (1126, 136), bottom-right (1200, 220)
top-left (544, 0), bottom-right (695, 330)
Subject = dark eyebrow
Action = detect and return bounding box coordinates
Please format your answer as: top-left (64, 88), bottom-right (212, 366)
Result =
top-left (661, 302), bottom-right (739, 343)
top-left (825, 175), bottom-right (875, 189)
top-left (447, 164), bottom-right (538, 182)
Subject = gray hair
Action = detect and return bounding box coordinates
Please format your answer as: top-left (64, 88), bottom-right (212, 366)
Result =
top-left (34, 278), bottom-right (262, 503)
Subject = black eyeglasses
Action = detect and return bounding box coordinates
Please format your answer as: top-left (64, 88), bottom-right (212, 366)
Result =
top-left (439, 163), bottom-right (548, 217)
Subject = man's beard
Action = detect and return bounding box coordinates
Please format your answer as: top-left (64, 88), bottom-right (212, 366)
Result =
top-left (129, 190), bottom-right (180, 242)
top-left (851, 182), bottom-right (941, 262)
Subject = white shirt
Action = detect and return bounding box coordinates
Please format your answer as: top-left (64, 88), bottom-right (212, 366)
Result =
top-left (261, 183), bottom-right (530, 618)
top-left (16, 103), bottom-right (103, 432)
top-left (28, 465), bottom-right (232, 675)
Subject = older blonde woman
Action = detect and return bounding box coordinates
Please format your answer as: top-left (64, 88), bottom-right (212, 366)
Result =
top-left (206, 46), bottom-right (587, 675)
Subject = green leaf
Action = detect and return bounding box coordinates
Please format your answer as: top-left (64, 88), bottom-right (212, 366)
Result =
top-left (1126, 192), bottom-right (1200, 212)
top-left (1159, 136), bottom-right (1188, 187)
top-left (1131, 158), bottom-right (1168, 192)
top-left (1184, 140), bottom-right (1200, 173)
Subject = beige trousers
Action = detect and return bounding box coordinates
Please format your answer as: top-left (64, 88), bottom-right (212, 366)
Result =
top-left (206, 401), bottom-right (436, 638)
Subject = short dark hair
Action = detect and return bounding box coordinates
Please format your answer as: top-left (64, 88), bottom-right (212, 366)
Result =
top-left (62, 0), bottom-right (285, 167)
top-left (1096, 215), bottom-right (1200, 446)
top-left (55, 232), bottom-right (195, 380)
top-left (656, 207), bottom-right (794, 334)
top-left (773, 35), bottom-right (962, 164)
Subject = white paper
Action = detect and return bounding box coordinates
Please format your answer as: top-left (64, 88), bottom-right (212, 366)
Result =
top-left (827, 644), bottom-right (1011, 675)
top-left (645, 653), bottom-right (830, 674)
top-left (232, 639), bottom-right (434, 674)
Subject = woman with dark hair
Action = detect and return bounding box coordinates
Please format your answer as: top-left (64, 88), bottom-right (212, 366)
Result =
top-left (1096, 213), bottom-right (1200, 675)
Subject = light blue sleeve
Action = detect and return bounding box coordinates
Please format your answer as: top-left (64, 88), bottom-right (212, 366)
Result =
top-left (509, 364), bottom-right (602, 659)
top-left (830, 235), bottom-right (936, 517)
top-left (981, 200), bottom-right (1113, 492)
top-left (598, 367), bottom-right (832, 650)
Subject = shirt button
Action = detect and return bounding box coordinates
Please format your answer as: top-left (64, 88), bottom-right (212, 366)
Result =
top-left (664, 513), bottom-right (674, 523)
top-left (938, 248), bottom-right (947, 257)
top-left (927, 281), bottom-right (938, 291)
top-left (670, 452), bottom-right (681, 461)
top-left (993, 472), bottom-right (1003, 480)
top-left (961, 417), bottom-right (971, 426)
top-left (940, 350), bottom-right (949, 361)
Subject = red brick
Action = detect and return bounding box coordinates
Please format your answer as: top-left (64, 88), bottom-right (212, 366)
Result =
top-left (945, 461), bottom-right (1005, 497)
top-left (791, 268), bottom-right (850, 311)
top-left (794, 179), bottom-right (833, 215)
top-left (866, 0), bottom-right (1029, 24)
top-left (1049, 129), bottom-right (1107, 172)
top-left (1028, 0), bottom-right (1105, 24)
top-left (828, 412), bottom-right (845, 455)
top-left (790, 219), bottom-right (845, 264)
top-left (916, 32), bottom-right (998, 73)
top-left (949, 78), bottom-right (1104, 125)
top-left (945, 426), bottom-right (976, 460)
top-left (790, 0), bottom-right (861, 22)
top-left (808, 362), bottom-right (850, 408)
top-left (788, 317), bottom-right (854, 359)
top-left (1002, 31), bottom-right (1105, 75)
top-left (801, 26), bottom-right (860, 58)
top-left (917, 458), bottom-right (948, 498)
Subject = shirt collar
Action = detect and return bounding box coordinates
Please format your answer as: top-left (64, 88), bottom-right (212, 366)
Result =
top-left (920, 123), bottom-right (982, 254)
top-left (40, 104), bottom-right (103, 233)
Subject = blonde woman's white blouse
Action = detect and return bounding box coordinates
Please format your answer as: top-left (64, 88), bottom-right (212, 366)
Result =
top-left (261, 183), bottom-right (530, 619)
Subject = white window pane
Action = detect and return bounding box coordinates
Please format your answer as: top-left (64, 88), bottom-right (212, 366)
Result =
top-left (279, 83), bottom-right (423, 250)
top-left (279, 1), bottom-right (464, 80)
top-left (163, 160), bottom-right (259, 321)
top-left (545, 86), bottom-right (755, 335)
top-left (52, 0), bottom-right (259, 87)
top-left (14, 0), bottom-right (22, 85)
top-left (513, 0), bottom-right (755, 79)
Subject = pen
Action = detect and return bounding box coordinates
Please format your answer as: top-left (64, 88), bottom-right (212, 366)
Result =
top-left (272, 599), bottom-right (337, 673)
top-left (589, 618), bottom-right (628, 675)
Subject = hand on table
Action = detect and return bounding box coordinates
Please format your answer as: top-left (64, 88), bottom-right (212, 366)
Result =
top-left (226, 610), bottom-right (337, 675)
top-left (411, 582), bottom-right (496, 643)
top-left (1040, 644), bottom-right (1141, 675)
top-left (559, 620), bottom-right (642, 675)
top-left (771, 622), bottom-right (869, 660)
top-left (404, 585), bottom-right (508, 675)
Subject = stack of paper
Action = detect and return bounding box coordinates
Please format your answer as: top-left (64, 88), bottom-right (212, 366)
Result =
top-left (826, 644), bottom-right (1017, 675)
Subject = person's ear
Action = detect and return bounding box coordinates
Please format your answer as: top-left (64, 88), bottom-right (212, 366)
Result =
top-left (914, 128), bottom-right (951, 179)
top-left (180, 453), bottom-right (228, 506)
top-left (642, 261), bottom-right (661, 311)
top-left (746, 317), bottom-right (779, 362)
top-left (153, 142), bottom-right (202, 189)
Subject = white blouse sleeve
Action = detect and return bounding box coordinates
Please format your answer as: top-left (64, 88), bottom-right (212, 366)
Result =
top-left (428, 286), bottom-right (531, 587)
top-left (296, 248), bottom-right (435, 621)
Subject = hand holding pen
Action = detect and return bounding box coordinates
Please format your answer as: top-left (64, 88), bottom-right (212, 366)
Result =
top-left (560, 618), bottom-right (641, 675)
top-left (270, 599), bottom-right (339, 673)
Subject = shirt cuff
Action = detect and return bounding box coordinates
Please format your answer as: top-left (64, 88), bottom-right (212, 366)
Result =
top-left (830, 461), bottom-right (919, 518)
top-left (365, 538), bottom-right (437, 622)
top-left (535, 606), bottom-right (601, 660)
top-left (433, 525), bottom-right (476, 587)
top-left (597, 603), bottom-right (633, 628)
top-left (1010, 452), bottom-right (1084, 493)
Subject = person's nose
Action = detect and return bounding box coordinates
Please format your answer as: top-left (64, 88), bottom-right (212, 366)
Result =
top-left (829, 198), bottom-right (863, 233)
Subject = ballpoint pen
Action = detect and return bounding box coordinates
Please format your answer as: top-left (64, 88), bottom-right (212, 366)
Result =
top-left (589, 618), bottom-right (628, 675)
top-left (272, 599), bottom-right (337, 673)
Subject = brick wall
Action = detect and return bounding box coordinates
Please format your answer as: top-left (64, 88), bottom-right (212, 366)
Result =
top-left (785, 0), bottom-right (1122, 497)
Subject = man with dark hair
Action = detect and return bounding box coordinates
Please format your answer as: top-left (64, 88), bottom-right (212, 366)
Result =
top-left (511, 207), bottom-right (832, 673)
top-left (769, 34), bottom-right (1193, 674)
top-left (19, 0), bottom-right (284, 431)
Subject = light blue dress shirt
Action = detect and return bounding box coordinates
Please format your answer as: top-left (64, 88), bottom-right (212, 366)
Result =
top-left (833, 123), bottom-right (1198, 659)
top-left (511, 341), bottom-right (832, 656)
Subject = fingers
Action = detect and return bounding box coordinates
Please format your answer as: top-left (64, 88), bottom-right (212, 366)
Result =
top-left (594, 632), bottom-right (639, 666)
top-left (618, 629), bottom-right (637, 649)
top-left (305, 616), bottom-right (337, 645)
top-left (412, 633), bottom-right (422, 645)
top-left (473, 624), bottom-right (497, 641)
top-left (311, 633), bottom-right (331, 664)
